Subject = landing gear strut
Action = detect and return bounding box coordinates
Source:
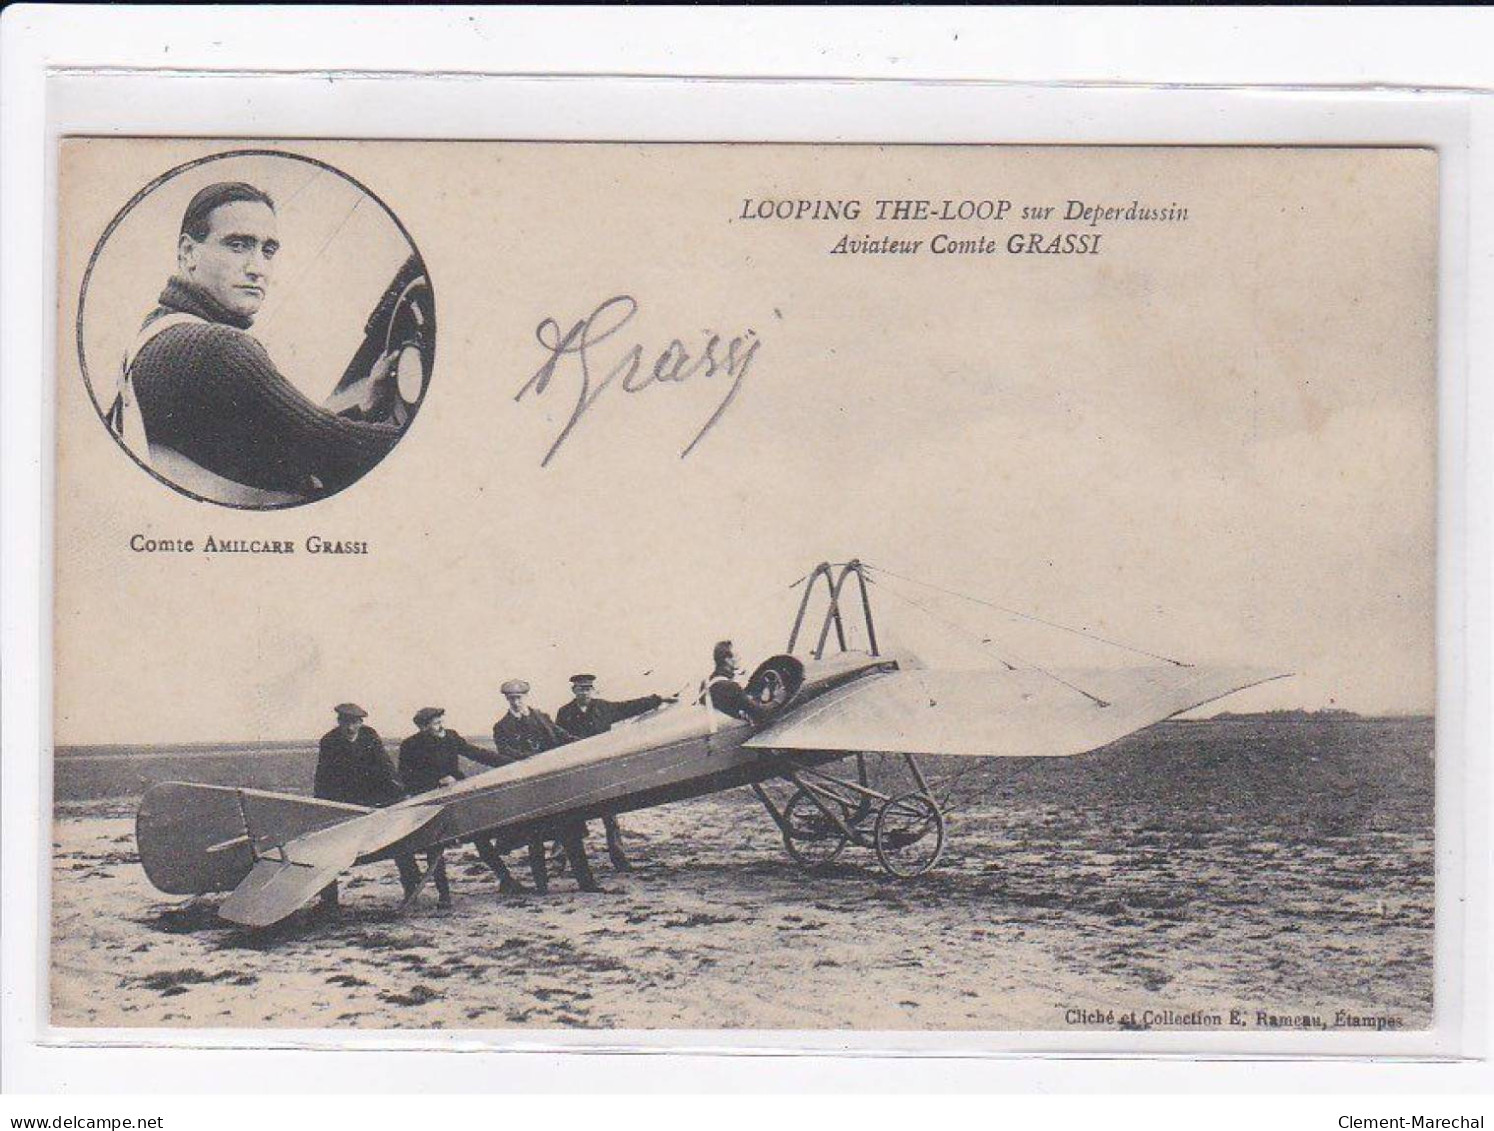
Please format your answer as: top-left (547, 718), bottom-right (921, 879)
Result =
top-left (754, 752), bottom-right (946, 880)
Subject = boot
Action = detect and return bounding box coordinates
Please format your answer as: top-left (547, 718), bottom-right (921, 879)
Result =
top-left (396, 855), bottom-right (423, 902)
top-left (565, 829), bottom-right (602, 893)
top-left (475, 838), bottom-right (528, 894)
top-left (604, 815), bottom-right (631, 873)
top-left (314, 881), bottom-right (340, 919)
top-left (431, 852), bottom-right (452, 910)
top-left (528, 839), bottom-right (549, 895)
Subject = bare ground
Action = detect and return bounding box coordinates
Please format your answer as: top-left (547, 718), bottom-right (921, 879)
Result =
top-left (50, 781), bottom-right (1433, 1032)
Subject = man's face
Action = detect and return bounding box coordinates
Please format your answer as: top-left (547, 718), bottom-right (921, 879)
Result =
top-left (722, 648), bottom-right (738, 673)
top-left (179, 199), bottom-right (279, 320)
top-left (574, 686), bottom-right (594, 707)
top-left (505, 692), bottom-right (527, 714)
top-left (338, 716), bottom-right (363, 739)
top-left (421, 715), bottom-right (446, 738)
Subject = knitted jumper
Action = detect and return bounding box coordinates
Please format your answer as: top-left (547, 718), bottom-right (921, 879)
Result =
top-left (130, 277), bottom-right (401, 496)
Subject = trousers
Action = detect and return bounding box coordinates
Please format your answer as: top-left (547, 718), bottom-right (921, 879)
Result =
top-left (527, 824), bottom-right (598, 892)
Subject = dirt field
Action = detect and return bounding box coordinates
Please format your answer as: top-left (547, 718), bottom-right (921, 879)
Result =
top-left (49, 717), bottom-right (1434, 1032)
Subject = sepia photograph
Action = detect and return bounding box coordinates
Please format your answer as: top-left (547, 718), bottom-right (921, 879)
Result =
top-left (77, 150), bottom-right (434, 508)
top-left (50, 139), bottom-right (1436, 1036)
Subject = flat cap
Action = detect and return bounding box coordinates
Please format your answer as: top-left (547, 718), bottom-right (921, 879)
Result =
top-left (569, 673), bottom-right (597, 688)
top-left (334, 702), bottom-right (367, 719)
top-left (500, 679), bottom-right (530, 696)
top-left (413, 707), bottom-right (444, 727)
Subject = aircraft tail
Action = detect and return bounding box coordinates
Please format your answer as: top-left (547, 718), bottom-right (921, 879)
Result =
top-left (137, 781), bottom-right (447, 927)
top-left (217, 803), bottom-right (442, 928)
top-left (137, 782), bottom-right (371, 896)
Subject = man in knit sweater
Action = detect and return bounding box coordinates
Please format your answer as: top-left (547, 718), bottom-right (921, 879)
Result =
top-left (119, 181), bottom-right (401, 506)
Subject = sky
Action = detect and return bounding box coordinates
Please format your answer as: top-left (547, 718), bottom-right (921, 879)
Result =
top-left (55, 142), bottom-right (1437, 744)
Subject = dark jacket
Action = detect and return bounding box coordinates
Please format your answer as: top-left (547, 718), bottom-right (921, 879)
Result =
top-left (555, 695), bottom-right (664, 741)
top-left (398, 728), bottom-right (511, 795)
top-left (314, 725), bottom-right (404, 807)
top-left (706, 667), bottom-right (764, 723)
top-left (492, 709), bottom-right (574, 761)
top-left (129, 277), bottom-right (400, 495)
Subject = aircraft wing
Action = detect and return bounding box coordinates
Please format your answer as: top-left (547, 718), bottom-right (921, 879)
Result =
top-left (218, 803), bottom-right (442, 928)
top-left (744, 665), bottom-right (1287, 759)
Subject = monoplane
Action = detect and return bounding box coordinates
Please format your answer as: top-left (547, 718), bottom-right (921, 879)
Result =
top-left (136, 561), bottom-right (1285, 928)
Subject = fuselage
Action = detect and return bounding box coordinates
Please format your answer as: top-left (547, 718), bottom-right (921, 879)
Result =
top-left (366, 651), bottom-right (896, 861)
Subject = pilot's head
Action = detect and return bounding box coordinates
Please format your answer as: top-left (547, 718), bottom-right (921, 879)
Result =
top-left (177, 182), bottom-right (279, 321)
top-left (413, 707), bottom-right (446, 738)
top-left (713, 640), bottom-right (737, 675)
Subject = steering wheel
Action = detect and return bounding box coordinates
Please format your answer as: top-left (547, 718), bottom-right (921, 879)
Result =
top-left (756, 668), bottom-right (788, 708)
top-left (743, 655), bottom-right (805, 715)
top-left (326, 257), bottom-right (435, 427)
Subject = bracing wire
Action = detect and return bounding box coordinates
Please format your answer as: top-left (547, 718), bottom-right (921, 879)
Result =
top-left (873, 577), bottom-right (1111, 709)
top-left (873, 582), bottom-right (1019, 671)
top-left (865, 562), bottom-right (1189, 667)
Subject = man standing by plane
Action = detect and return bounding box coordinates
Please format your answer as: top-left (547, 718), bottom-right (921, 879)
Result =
top-left (312, 702), bottom-right (417, 913)
top-left (398, 707), bottom-right (528, 902)
top-left (555, 673), bottom-right (672, 872)
top-left (492, 679), bottom-right (599, 893)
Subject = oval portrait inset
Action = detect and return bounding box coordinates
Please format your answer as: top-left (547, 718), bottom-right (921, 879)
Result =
top-left (78, 150), bottom-right (435, 509)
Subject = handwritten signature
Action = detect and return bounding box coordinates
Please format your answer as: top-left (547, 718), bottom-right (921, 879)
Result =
top-left (515, 295), bottom-right (762, 467)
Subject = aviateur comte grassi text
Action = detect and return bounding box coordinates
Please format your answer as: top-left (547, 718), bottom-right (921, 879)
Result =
top-left (737, 196), bottom-right (1190, 258)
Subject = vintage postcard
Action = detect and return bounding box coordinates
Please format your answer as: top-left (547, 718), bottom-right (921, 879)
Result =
top-left (50, 139), bottom-right (1436, 1035)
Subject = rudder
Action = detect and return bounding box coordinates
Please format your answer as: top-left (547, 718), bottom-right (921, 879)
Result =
top-left (136, 782), bottom-right (368, 896)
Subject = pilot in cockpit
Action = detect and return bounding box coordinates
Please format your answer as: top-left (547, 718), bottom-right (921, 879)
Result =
top-left (703, 640), bottom-right (769, 725)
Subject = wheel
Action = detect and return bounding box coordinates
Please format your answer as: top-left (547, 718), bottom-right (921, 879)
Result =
top-left (873, 792), bottom-right (946, 878)
top-left (782, 788), bottom-right (849, 870)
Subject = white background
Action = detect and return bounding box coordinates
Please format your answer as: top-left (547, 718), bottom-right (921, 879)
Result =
top-left (4, 3), bottom-right (1493, 1112)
